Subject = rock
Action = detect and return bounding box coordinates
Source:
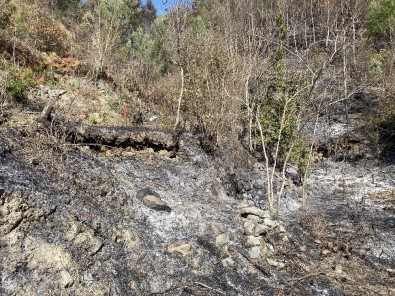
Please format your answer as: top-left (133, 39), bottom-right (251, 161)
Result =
top-left (247, 266), bottom-right (257, 274)
top-left (89, 238), bottom-right (103, 256)
top-left (215, 234), bottom-right (228, 246)
top-left (277, 225), bottom-right (286, 233)
top-left (136, 188), bottom-right (171, 212)
top-left (335, 265), bottom-right (342, 274)
top-left (241, 207), bottom-right (270, 219)
top-left (60, 270), bottom-right (73, 288)
top-left (238, 200), bottom-right (250, 208)
top-left (83, 272), bottom-right (94, 285)
top-left (0, 188), bottom-right (5, 197)
top-left (222, 257), bottom-right (235, 268)
top-left (211, 223), bottom-right (226, 235)
top-left (246, 236), bottom-right (261, 247)
top-left (48, 89), bottom-right (66, 99)
top-left (248, 246), bottom-right (261, 259)
top-left (246, 214), bottom-right (261, 222)
top-left (386, 269), bottom-right (395, 276)
top-left (243, 221), bottom-right (255, 235)
top-left (322, 249), bottom-right (331, 256)
top-left (168, 243), bottom-right (191, 256)
top-left (266, 243), bottom-right (275, 252)
top-left (282, 235), bottom-right (289, 242)
top-left (143, 195), bottom-right (171, 212)
top-left (254, 224), bottom-right (269, 236)
top-left (253, 179), bottom-right (265, 189)
top-left (149, 115), bottom-right (158, 122)
top-left (263, 218), bottom-right (278, 228)
top-left (267, 258), bottom-right (285, 269)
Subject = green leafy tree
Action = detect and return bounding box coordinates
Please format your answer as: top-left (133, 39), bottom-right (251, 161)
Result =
top-left (120, 0), bottom-right (142, 44)
top-left (366, 0), bottom-right (395, 47)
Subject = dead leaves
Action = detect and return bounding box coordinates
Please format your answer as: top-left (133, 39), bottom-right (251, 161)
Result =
top-left (315, 239), bottom-right (351, 257)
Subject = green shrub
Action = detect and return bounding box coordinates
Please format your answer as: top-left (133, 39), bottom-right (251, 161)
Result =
top-left (88, 112), bottom-right (105, 125)
top-left (366, 0), bottom-right (395, 46)
top-left (0, 60), bottom-right (37, 103)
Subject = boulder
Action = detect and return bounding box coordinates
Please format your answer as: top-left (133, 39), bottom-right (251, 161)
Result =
top-left (246, 236), bottom-right (261, 247)
top-left (136, 188), bottom-right (171, 212)
top-left (168, 243), bottom-right (191, 256)
top-left (241, 207), bottom-right (270, 219)
top-left (60, 270), bottom-right (73, 288)
top-left (248, 246), bottom-right (261, 259)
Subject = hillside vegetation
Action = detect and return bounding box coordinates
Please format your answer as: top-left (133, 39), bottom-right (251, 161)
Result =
top-left (1, 1), bottom-right (395, 295)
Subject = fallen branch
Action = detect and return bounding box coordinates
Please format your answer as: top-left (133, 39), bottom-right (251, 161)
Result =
top-left (43, 112), bottom-right (180, 155)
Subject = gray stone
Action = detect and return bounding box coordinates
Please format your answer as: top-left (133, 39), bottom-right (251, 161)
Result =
top-left (168, 243), bottom-right (191, 256)
top-left (136, 188), bottom-right (171, 212)
top-left (60, 270), bottom-right (73, 288)
top-left (335, 265), bottom-right (342, 274)
top-left (263, 218), bottom-right (278, 228)
top-left (243, 221), bottom-right (255, 235)
top-left (211, 223), bottom-right (225, 235)
top-left (266, 243), bottom-right (275, 252)
top-left (248, 246), bottom-right (261, 259)
top-left (83, 272), bottom-right (94, 285)
top-left (48, 89), bottom-right (67, 99)
top-left (215, 234), bottom-right (228, 246)
top-left (241, 207), bottom-right (270, 219)
top-left (254, 224), bottom-right (269, 236)
top-left (89, 238), bottom-right (103, 256)
top-left (238, 200), bottom-right (250, 208)
top-left (246, 214), bottom-right (261, 222)
top-left (246, 236), bottom-right (261, 247)
top-left (277, 225), bottom-right (286, 233)
top-left (253, 179), bottom-right (265, 189)
top-left (222, 257), bottom-right (235, 268)
top-left (267, 258), bottom-right (285, 269)
top-left (143, 195), bottom-right (171, 212)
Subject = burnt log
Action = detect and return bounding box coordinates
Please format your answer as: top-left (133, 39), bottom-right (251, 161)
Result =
top-left (45, 112), bottom-right (180, 156)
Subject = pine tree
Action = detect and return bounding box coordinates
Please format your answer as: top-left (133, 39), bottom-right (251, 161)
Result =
top-left (142, 0), bottom-right (156, 35)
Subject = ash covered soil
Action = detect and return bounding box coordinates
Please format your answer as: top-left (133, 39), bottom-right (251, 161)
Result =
top-left (0, 104), bottom-right (395, 296)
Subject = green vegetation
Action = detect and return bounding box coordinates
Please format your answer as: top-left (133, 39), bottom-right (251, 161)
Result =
top-left (0, 58), bottom-right (36, 103)
top-left (366, 0), bottom-right (395, 45)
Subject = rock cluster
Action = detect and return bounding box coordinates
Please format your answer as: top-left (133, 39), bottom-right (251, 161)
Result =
top-left (240, 206), bottom-right (287, 269)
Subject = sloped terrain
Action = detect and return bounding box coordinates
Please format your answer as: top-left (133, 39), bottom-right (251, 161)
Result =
top-left (1, 99), bottom-right (395, 295)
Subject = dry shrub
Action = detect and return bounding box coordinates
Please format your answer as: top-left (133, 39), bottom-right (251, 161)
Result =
top-left (181, 31), bottom-right (244, 149)
top-left (298, 212), bottom-right (332, 239)
top-left (32, 17), bottom-right (70, 55)
top-left (151, 72), bottom-right (180, 115)
top-left (42, 52), bottom-right (79, 74)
